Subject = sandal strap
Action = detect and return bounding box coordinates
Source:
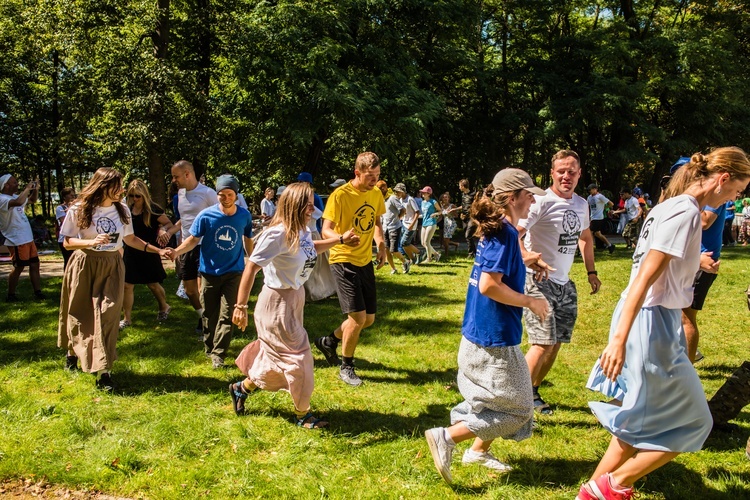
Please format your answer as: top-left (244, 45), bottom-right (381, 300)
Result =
top-left (296, 412), bottom-right (327, 428)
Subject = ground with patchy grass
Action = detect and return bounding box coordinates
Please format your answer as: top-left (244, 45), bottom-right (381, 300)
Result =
top-left (0, 247), bottom-right (748, 499)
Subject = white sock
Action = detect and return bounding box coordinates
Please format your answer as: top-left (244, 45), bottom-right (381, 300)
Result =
top-left (196, 308), bottom-right (204, 317)
top-left (443, 428), bottom-right (456, 446)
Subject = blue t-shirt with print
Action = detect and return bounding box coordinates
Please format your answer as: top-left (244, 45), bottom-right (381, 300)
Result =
top-left (461, 220), bottom-right (525, 347)
top-left (701, 203), bottom-right (725, 261)
top-left (421, 199), bottom-right (439, 227)
top-left (190, 204), bottom-right (253, 276)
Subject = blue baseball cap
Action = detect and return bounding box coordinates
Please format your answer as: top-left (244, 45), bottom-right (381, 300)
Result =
top-left (669, 156), bottom-right (691, 175)
top-left (297, 172), bottom-right (313, 183)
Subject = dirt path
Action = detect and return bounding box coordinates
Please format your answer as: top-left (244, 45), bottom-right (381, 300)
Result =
top-left (0, 257), bottom-right (175, 280)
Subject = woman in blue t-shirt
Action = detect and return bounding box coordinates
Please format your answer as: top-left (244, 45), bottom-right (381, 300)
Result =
top-left (418, 186), bottom-right (442, 262)
top-left (424, 169), bottom-right (549, 484)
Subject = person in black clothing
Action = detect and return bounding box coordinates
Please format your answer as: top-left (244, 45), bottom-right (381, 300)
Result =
top-left (459, 179), bottom-right (478, 257)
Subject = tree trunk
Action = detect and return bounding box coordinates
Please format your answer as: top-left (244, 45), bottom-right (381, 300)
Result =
top-left (147, 0), bottom-right (170, 207)
top-left (303, 127), bottom-right (328, 178)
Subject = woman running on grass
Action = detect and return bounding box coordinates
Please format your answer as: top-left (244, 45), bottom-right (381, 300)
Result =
top-left (578, 147), bottom-right (750, 500)
top-left (424, 168), bottom-right (549, 484)
top-left (229, 182), bottom-right (359, 428)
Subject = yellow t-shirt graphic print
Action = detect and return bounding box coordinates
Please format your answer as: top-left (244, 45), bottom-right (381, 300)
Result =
top-left (323, 182), bottom-right (385, 267)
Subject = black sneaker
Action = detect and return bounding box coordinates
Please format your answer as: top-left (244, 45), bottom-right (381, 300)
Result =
top-left (34, 290), bottom-right (45, 300)
top-left (533, 394), bottom-right (553, 415)
top-left (96, 373), bottom-right (115, 393)
top-left (6, 294), bottom-right (19, 302)
top-left (65, 355), bottom-right (78, 372)
top-left (314, 336), bottom-right (340, 367)
top-left (608, 244), bottom-right (616, 254)
top-left (228, 382), bottom-right (248, 416)
top-left (339, 364), bottom-right (362, 387)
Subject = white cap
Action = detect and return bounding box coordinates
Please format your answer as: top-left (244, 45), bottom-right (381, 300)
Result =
top-left (0, 174), bottom-right (11, 192)
top-left (276, 185), bottom-right (286, 196)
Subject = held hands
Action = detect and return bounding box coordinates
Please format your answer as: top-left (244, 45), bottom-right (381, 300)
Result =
top-left (599, 340), bottom-right (626, 381)
top-left (699, 252), bottom-right (719, 274)
top-left (341, 229), bottom-right (360, 247)
top-left (156, 230), bottom-right (171, 247)
top-left (523, 251), bottom-right (556, 281)
top-left (157, 247), bottom-right (172, 258)
top-left (165, 248), bottom-right (178, 261)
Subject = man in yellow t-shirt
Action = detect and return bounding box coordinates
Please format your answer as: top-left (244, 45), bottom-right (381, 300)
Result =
top-left (314, 152), bottom-right (386, 386)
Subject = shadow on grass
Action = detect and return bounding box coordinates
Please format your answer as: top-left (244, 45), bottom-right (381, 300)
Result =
top-left (703, 424), bottom-right (750, 452)
top-left (112, 371), bottom-right (230, 396)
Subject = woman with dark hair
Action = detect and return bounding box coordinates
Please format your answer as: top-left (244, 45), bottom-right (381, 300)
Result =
top-left (120, 179), bottom-right (175, 329)
top-left (229, 182), bottom-right (358, 428)
top-left (578, 147), bottom-right (750, 499)
top-left (58, 168), bottom-right (170, 391)
top-left (425, 169), bottom-right (548, 484)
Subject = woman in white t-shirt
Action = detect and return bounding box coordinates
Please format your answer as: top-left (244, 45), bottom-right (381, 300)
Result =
top-left (260, 187), bottom-right (276, 224)
top-left (578, 148), bottom-right (750, 500)
top-left (57, 168), bottom-right (170, 392)
top-left (229, 183), bottom-right (358, 428)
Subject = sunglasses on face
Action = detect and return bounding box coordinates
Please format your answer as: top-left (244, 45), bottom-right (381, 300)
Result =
top-left (128, 194), bottom-right (142, 199)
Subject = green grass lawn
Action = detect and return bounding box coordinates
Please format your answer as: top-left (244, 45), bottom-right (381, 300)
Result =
top-left (0, 248), bottom-right (749, 499)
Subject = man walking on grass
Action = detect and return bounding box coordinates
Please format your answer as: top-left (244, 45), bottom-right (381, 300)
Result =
top-left (314, 152), bottom-right (386, 386)
top-left (517, 149), bottom-right (601, 415)
top-left (168, 175), bottom-right (253, 368)
top-left (586, 183), bottom-right (615, 253)
top-left (165, 160), bottom-right (217, 335)
top-left (0, 174), bottom-right (44, 301)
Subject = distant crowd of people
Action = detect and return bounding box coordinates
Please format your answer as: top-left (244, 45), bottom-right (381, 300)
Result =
top-left (2, 146), bottom-right (750, 495)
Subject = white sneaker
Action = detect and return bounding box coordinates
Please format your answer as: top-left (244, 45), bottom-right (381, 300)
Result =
top-left (425, 427), bottom-right (454, 483)
top-left (176, 282), bottom-right (189, 299)
top-left (462, 448), bottom-right (512, 473)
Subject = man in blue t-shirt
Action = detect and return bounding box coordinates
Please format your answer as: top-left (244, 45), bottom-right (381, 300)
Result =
top-left (169, 174), bottom-right (253, 368)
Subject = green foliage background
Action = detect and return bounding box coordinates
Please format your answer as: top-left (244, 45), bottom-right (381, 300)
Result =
top-left (2, 0), bottom-right (750, 212)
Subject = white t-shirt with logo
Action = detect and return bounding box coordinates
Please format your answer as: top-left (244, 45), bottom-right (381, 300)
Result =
top-left (623, 195), bottom-right (700, 309)
top-left (518, 188), bottom-right (590, 285)
top-left (178, 183), bottom-right (217, 242)
top-left (250, 225), bottom-right (317, 290)
top-left (587, 193), bottom-right (611, 221)
top-left (0, 194), bottom-right (33, 246)
top-left (59, 203), bottom-right (134, 252)
top-left (401, 195), bottom-right (420, 229)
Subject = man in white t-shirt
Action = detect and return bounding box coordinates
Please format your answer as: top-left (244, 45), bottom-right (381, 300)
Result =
top-left (587, 183), bottom-right (615, 253)
top-left (166, 160), bottom-right (217, 332)
top-left (0, 174), bottom-right (44, 301)
top-left (517, 150), bottom-right (601, 415)
top-left (397, 187), bottom-right (421, 265)
top-left (611, 188), bottom-right (642, 249)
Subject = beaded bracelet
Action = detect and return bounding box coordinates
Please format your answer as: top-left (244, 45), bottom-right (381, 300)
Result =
top-left (234, 304), bottom-right (249, 309)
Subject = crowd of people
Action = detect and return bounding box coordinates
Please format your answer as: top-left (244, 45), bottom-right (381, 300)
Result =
top-left (1, 146), bottom-right (749, 496)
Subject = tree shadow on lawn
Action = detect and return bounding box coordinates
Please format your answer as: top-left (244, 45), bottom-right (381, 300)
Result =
top-left (697, 362), bottom-right (749, 382)
top-left (703, 422), bottom-right (750, 452)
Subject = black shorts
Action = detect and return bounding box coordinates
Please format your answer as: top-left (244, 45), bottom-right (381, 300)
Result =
top-left (177, 245), bottom-right (201, 281)
top-left (385, 227), bottom-right (402, 253)
top-left (690, 270), bottom-right (718, 311)
top-left (590, 218), bottom-right (606, 234)
top-left (331, 261), bottom-right (377, 315)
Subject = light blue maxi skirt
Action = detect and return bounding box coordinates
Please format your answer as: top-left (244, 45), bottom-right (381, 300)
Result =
top-left (586, 298), bottom-right (712, 452)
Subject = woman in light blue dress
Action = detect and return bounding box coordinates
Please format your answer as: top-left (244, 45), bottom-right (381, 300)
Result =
top-left (577, 147), bottom-right (750, 499)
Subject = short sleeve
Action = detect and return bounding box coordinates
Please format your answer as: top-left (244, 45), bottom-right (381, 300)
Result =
top-left (649, 207), bottom-right (699, 259)
top-left (60, 205), bottom-right (80, 237)
top-left (0, 195), bottom-right (10, 212)
top-left (478, 233), bottom-right (513, 276)
top-left (250, 226), bottom-right (286, 267)
top-left (322, 191), bottom-right (340, 224)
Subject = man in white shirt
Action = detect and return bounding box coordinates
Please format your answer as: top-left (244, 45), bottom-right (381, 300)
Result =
top-left (587, 183), bottom-right (615, 253)
top-left (166, 160), bottom-right (217, 333)
top-left (611, 188), bottom-right (642, 249)
top-left (517, 150), bottom-right (601, 415)
top-left (0, 174), bottom-right (44, 301)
